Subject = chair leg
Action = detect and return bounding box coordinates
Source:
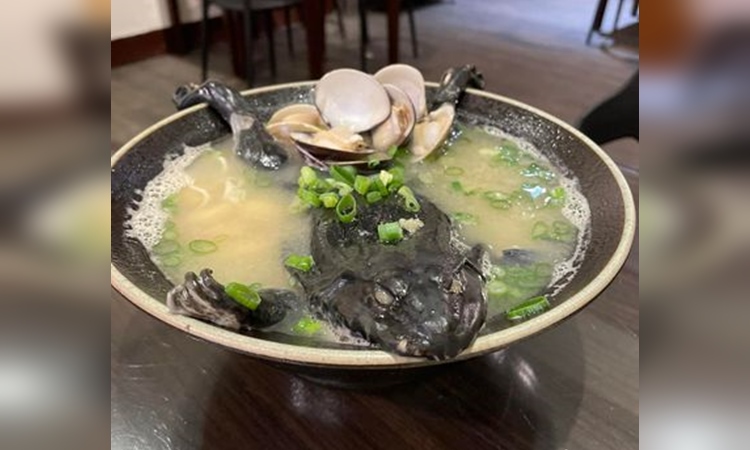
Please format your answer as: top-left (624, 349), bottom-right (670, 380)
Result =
top-left (201, 0), bottom-right (210, 81)
top-left (358, 0), bottom-right (369, 71)
top-left (586, 0), bottom-right (609, 45)
top-left (631, 0), bottom-right (639, 16)
top-left (243, 3), bottom-right (255, 87)
top-left (407, 3), bottom-right (418, 58)
top-left (333, 0), bottom-right (346, 39)
top-left (613, 0), bottom-right (626, 32)
top-left (264, 11), bottom-right (277, 79)
top-left (284, 6), bottom-right (294, 56)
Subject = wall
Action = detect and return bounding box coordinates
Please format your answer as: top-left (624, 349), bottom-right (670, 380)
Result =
top-left (111, 0), bottom-right (219, 41)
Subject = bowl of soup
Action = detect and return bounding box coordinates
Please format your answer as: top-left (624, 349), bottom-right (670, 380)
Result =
top-left (111, 71), bottom-right (635, 386)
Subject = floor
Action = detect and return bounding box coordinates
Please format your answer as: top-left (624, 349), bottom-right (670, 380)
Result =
top-left (111, 0), bottom-right (638, 169)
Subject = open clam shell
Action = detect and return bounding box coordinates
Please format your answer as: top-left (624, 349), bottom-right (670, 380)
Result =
top-left (409, 103), bottom-right (456, 162)
top-left (268, 104), bottom-right (325, 127)
top-left (314, 69), bottom-right (391, 133)
top-left (290, 127), bottom-right (378, 161)
top-left (374, 64), bottom-right (428, 120)
top-left (371, 84), bottom-right (417, 152)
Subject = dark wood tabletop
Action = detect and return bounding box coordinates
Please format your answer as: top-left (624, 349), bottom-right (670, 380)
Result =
top-left (111, 171), bottom-right (639, 450)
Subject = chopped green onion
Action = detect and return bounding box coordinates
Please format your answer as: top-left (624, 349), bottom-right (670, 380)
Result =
top-left (153, 240), bottom-right (180, 255)
top-left (161, 254), bottom-right (182, 268)
top-left (451, 212), bottom-right (478, 225)
top-left (506, 296), bottom-right (550, 321)
top-left (444, 166), bottom-right (465, 176)
top-left (319, 192), bottom-right (339, 208)
top-left (162, 229), bottom-right (178, 241)
top-left (397, 186), bottom-right (421, 212)
top-left (487, 280), bottom-right (509, 300)
top-left (326, 179), bottom-right (353, 197)
top-left (189, 239), bottom-right (218, 254)
top-left (293, 316), bottom-right (323, 336)
top-left (450, 180), bottom-right (477, 196)
top-left (387, 166), bottom-right (405, 191)
top-left (483, 191), bottom-right (508, 201)
top-left (284, 254), bottom-right (315, 272)
top-left (161, 194), bottom-right (178, 212)
top-left (550, 186), bottom-right (566, 200)
top-left (532, 221), bottom-right (550, 240)
top-left (372, 178), bottom-right (389, 196)
top-left (521, 163), bottom-right (556, 182)
top-left (225, 282), bottom-right (262, 310)
top-left (490, 199), bottom-right (512, 210)
top-left (367, 156), bottom-right (381, 169)
top-left (336, 194), bottom-right (357, 223)
top-left (387, 145), bottom-right (400, 158)
top-left (354, 175), bottom-right (371, 196)
top-left (330, 165), bottom-right (357, 186)
top-left (299, 167), bottom-right (318, 189)
top-left (298, 189), bottom-right (322, 208)
top-left (379, 170), bottom-right (394, 189)
top-left (378, 221), bottom-right (404, 244)
top-left (366, 191), bottom-right (383, 204)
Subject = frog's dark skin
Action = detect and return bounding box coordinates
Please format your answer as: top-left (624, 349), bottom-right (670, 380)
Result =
top-left (167, 67), bottom-right (495, 360)
top-left (296, 194), bottom-right (489, 360)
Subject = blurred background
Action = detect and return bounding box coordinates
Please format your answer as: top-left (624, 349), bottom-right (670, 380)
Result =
top-left (0, 0), bottom-right (747, 447)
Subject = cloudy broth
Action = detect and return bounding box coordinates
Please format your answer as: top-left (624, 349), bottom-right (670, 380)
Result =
top-left (128, 125), bottom-right (589, 335)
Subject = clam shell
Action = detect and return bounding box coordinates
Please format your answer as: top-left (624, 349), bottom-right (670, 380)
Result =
top-left (268, 104), bottom-right (325, 128)
top-left (371, 84), bottom-right (417, 152)
top-left (374, 64), bottom-right (428, 120)
top-left (314, 69), bottom-right (391, 133)
top-left (266, 121), bottom-right (325, 144)
top-left (409, 103), bottom-right (455, 161)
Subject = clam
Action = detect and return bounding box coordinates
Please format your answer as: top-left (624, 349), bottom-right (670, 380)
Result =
top-left (371, 84), bottom-right (417, 152)
top-left (409, 65), bottom-right (485, 162)
top-left (268, 104), bottom-right (325, 128)
top-left (410, 104), bottom-right (455, 161)
top-left (374, 64), bottom-right (428, 120)
top-left (266, 122), bottom-right (325, 144)
top-left (314, 69), bottom-right (391, 133)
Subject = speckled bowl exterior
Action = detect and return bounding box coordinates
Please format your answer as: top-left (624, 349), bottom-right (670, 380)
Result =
top-left (111, 82), bottom-right (635, 373)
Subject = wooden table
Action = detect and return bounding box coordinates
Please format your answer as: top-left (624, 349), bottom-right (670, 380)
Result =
top-left (111, 172), bottom-right (639, 450)
top-left (304, 0), bottom-right (401, 78)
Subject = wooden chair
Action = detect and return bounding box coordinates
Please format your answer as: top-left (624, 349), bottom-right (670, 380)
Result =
top-left (358, 0), bottom-right (419, 71)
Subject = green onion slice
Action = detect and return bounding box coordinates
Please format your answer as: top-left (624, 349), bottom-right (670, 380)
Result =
top-left (330, 165), bottom-right (357, 186)
top-left (532, 221), bottom-right (549, 240)
top-left (299, 166), bottom-right (318, 188)
top-left (161, 254), bottom-right (182, 268)
top-left (284, 254), bottom-right (315, 272)
top-left (451, 212), bottom-right (478, 225)
top-left (153, 240), bottom-right (180, 255)
top-left (225, 282), bottom-right (262, 310)
top-left (397, 186), bottom-right (421, 212)
top-left (506, 296), bottom-right (550, 321)
top-left (293, 316), bottom-right (323, 335)
top-left (189, 239), bottom-right (218, 254)
top-left (378, 221), bottom-right (404, 244)
top-left (336, 194), bottom-right (357, 223)
top-left (319, 192), bottom-right (339, 208)
top-left (366, 191), bottom-right (383, 204)
top-left (354, 175), bottom-right (371, 196)
top-left (298, 189), bottom-right (322, 208)
top-left (444, 166), bottom-right (465, 176)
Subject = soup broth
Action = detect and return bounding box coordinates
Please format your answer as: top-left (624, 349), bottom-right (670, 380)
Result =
top-left (127, 125), bottom-right (589, 338)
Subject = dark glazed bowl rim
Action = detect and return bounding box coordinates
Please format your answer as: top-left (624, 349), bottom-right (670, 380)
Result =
top-left (111, 81), bottom-right (636, 368)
